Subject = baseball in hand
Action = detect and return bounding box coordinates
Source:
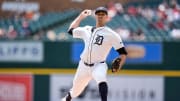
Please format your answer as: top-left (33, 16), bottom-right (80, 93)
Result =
top-left (84, 10), bottom-right (92, 15)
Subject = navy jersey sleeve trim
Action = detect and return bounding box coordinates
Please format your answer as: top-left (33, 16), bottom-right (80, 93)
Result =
top-left (91, 27), bottom-right (96, 33)
top-left (67, 28), bottom-right (74, 35)
top-left (116, 47), bottom-right (128, 55)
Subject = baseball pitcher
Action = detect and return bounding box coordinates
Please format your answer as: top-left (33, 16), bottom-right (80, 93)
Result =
top-left (61, 6), bottom-right (128, 101)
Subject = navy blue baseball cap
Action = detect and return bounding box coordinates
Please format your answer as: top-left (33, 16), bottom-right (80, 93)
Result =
top-left (95, 7), bottom-right (108, 15)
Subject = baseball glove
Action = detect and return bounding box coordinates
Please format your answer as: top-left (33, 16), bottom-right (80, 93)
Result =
top-left (111, 57), bottom-right (121, 72)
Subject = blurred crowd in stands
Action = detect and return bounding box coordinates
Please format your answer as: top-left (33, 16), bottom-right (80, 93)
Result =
top-left (0, 10), bottom-right (41, 40)
top-left (105, 0), bottom-right (180, 40)
top-left (0, 0), bottom-right (180, 41)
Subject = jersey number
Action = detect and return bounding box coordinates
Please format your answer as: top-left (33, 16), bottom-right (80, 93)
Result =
top-left (94, 35), bottom-right (104, 45)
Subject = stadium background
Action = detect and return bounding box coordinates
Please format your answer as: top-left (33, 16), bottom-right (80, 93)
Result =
top-left (0, 0), bottom-right (180, 101)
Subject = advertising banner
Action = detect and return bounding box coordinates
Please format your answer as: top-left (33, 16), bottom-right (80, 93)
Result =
top-left (0, 41), bottom-right (43, 62)
top-left (0, 74), bottom-right (33, 101)
top-left (50, 74), bottom-right (164, 101)
top-left (2, 2), bottom-right (39, 12)
top-left (71, 42), bottom-right (162, 64)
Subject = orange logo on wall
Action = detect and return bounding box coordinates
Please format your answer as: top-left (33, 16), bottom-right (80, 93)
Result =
top-left (0, 74), bottom-right (33, 101)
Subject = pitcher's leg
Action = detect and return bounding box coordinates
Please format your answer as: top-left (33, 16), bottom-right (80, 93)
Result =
top-left (92, 63), bottom-right (108, 101)
top-left (70, 70), bottom-right (92, 98)
top-left (62, 61), bottom-right (92, 101)
top-left (99, 82), bottom-right (108, 101)
top-left (92, 63), bottom-right (108, 84)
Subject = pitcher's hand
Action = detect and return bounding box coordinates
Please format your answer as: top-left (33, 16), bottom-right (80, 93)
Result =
top-left (79, 9), bottom-right (92, 19)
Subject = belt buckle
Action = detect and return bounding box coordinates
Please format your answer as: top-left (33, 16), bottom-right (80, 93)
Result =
top-left (84, 62), bottom-right (94, 67)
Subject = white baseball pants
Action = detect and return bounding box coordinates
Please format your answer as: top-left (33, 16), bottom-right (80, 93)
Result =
top-left (69, 60), bottom-right (108, 98)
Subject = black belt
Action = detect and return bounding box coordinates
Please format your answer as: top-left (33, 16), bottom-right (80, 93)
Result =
top-left (84, 61), bottom-right (105, 67)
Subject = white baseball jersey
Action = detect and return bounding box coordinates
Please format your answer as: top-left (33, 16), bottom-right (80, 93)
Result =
top-left (73, 25), bottom-right (124, 64)
top-left (68, 25), bottom-right (125, 98)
